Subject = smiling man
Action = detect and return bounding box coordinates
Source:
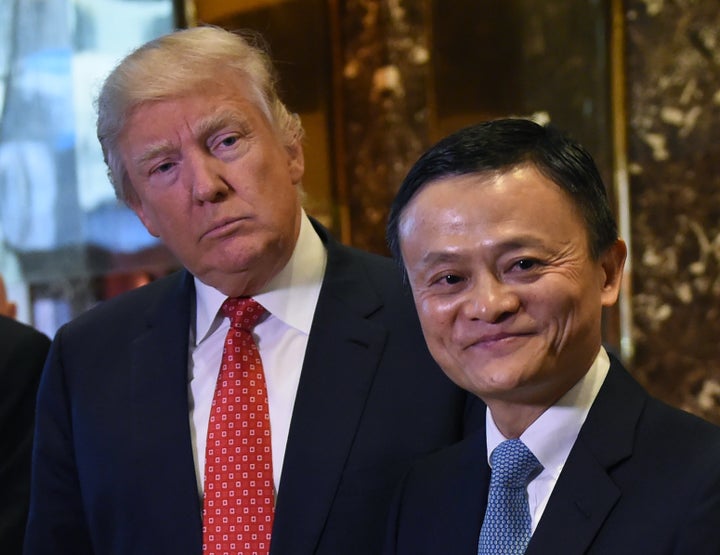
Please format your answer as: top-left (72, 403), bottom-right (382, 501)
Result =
top-left (384, 118), bottom-right (720, 555)
top-left (23, 26), bottom-right (481, 555)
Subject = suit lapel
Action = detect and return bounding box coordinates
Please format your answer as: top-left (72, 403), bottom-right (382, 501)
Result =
top-left (128, 271), bottom-right (203, 547)
top-left (527, 358), bottom-right (647, 554)
top-left (436, 430), bottom-right (491, 554)
top-left (271, 229), bottom-right (388, 554)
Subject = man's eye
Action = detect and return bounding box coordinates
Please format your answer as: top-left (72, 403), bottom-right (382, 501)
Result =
top-left (152, 161), bottom-right (174, 174)
top-left (439, 274), bottom-right (463, 285)
top-left (514, 259), bottom-right (538, 271)
top-left (211, 132), bottom-right (245, 151)
top-left (219, 135), bottom-right (239, 147)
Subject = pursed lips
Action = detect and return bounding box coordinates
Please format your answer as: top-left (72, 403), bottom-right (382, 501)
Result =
top-left (201, 216), bottom-right (250, 239)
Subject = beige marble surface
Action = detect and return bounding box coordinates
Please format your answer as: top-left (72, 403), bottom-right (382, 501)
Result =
top-left (626, 0), bottom-right (720, 424)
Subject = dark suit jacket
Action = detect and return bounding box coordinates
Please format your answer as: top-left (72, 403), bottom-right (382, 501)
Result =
top-left (0, 315), bottom-right (50, 555)
top-left (384, 355), bottom-right (720, 555)
top-left (24, 222), bottom-right (482, 555)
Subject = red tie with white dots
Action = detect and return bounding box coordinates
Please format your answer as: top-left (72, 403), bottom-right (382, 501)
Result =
top-left (202, 297), bottom-right (274, 555)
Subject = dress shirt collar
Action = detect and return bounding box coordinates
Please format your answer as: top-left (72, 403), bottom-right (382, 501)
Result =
top-left (193, 211), bottom-right (327, 345)
top-left (485, 347), bottom-right (610, 476)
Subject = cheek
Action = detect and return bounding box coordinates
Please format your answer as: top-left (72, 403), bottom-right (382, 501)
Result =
top-left (129, 200), bottom-right (160, 237)
top-left (134, 194), bottom-right (187, 240)
top-left (527, 286), bottom-right (592, 345)
top-left (416, 297), bottom-right (455, 343)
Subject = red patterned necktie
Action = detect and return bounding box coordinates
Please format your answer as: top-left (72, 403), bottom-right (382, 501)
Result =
top-left (202, 297), bottom-right (274, 555)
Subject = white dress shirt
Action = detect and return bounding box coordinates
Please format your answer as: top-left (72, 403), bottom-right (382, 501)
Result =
top-left (188, 212), bottom-right (327, 499)
top-left (485, 347), bottom-right (610, 532)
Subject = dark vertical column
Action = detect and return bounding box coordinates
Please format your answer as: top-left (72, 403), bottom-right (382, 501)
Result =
top-left (331, 0), bottom-right (431, 254)
top-left (625, 0), bottom-right (720, 424)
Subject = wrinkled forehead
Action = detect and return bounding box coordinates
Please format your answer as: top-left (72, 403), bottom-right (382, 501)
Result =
top-left (397, 165), bottom-right (589, 244)
top-left (399, 167), bottom-right (511, 220)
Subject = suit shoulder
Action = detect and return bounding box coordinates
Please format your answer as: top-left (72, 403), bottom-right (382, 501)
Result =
top-left (0, 314), bottom-right (51, 360)
top-left (643, 395), bottom-right (720, 453)
top-left (334, 243), bottom-right (409, 294)
top-left (0, 316), bottom-right (50, 345)
top-left (341, 248), bottom-right (423, 329)
top-left (602, 358), bottom-right (720, 456)
top-left (61, 271), bottom-right (187, 334)
top-left (334, 241), bottom-right (401, 270)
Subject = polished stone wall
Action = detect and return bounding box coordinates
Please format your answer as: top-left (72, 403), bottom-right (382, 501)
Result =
top-left (334, 0), bottom-right (430, 254)
top-left (625, 0), bottom-right (720, 424)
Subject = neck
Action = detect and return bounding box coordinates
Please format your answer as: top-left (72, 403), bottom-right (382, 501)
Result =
top-left (487, 401), bottom-right (549, 439)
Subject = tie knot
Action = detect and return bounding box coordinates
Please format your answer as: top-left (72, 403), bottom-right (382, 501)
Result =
top-left (489, 439), bottom-right (542, 489)
top-left (221, 297), bottom-right (266, 331)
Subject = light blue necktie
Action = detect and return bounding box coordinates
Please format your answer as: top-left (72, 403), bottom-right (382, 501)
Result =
top-left (477, 439), bottom-right (543, 555)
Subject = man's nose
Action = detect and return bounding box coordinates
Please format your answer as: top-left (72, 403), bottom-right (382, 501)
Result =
top-left (462, 276), bottom-right (520, 323)
top-left (188, 153), bottom-right (230, 203)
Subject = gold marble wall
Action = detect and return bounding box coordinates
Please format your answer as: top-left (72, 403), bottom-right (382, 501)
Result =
top-left (332, 0), bottom-right (431, 253)
top-left (625, 0), bottom-right (720, 424)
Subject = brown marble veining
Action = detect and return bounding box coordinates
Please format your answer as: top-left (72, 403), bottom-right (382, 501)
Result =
top-left (335, 0), bottom-right (431, 254)
top-left (625, 0), bottom-right (720, 424)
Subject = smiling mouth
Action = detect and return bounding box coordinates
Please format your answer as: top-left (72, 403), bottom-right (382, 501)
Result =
top-left (465, 333), bottom-right (531, 350)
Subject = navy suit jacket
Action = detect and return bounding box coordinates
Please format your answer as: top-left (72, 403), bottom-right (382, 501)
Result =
top-left (0, 316), bottom-right (50, 555)
top-left (384, 355), bottom-right (720, 555)
top-left (24, 221), bottom-right (482, 555)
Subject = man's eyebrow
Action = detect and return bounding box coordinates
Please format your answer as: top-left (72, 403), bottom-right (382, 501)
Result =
top-left (132, 111), bottom-right (252, 167)
top-left (492, 236), bottom-right (550, 251)
top-left (418, 236), bottom-right (551, 266)
top-left (193, 110), bottom-right (250, 139)
top-left (419, 250), bottom-right (465, 267)
top-left (134, 139), bottom-right (175, 167)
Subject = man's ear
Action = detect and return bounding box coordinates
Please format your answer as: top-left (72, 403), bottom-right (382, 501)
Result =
top-left (286, 138), bottom-right (305, 185)
top-left (0, 275), bottom-right (17, 319)
top-left (599, 239), bottom-right (627, 307)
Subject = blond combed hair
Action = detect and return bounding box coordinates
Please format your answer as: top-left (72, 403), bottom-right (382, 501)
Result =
top-left (96, 25), bottom-right (304, 204)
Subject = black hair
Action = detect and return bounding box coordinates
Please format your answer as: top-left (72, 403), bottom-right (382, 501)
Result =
top-left (386, 118), bottom-right (618, 267)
